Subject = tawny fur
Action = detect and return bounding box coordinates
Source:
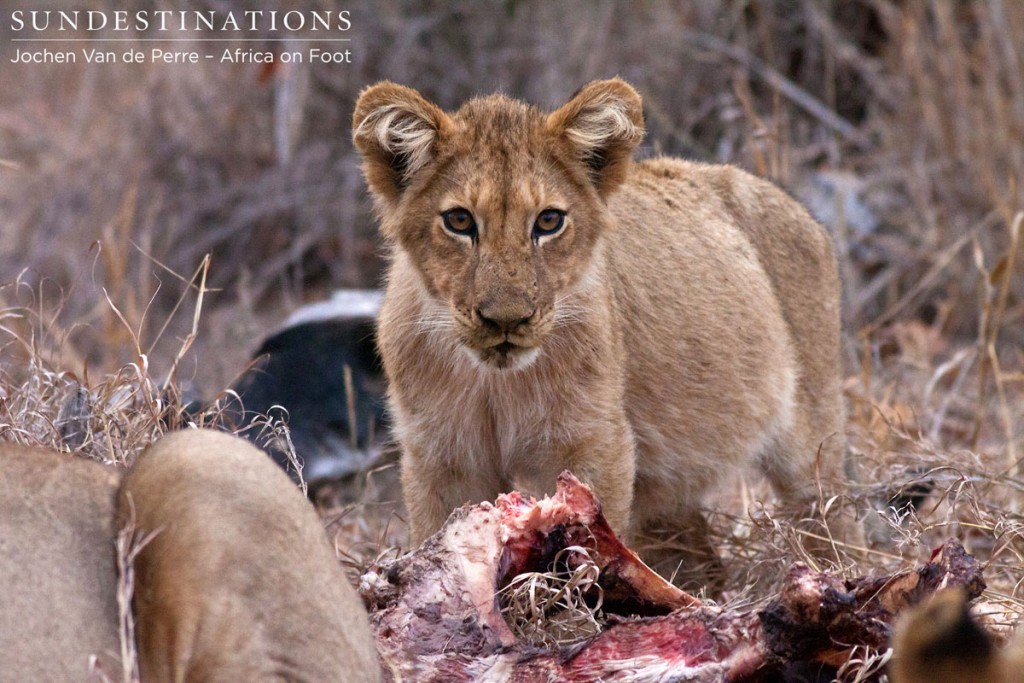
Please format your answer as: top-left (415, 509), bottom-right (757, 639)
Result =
top-left (0, 445), bottom-right (121, 681)
top-left (122, 429), bottom-right (380, 683)
top-left (890, 589), bottom-right (1024, 683)
top-left (0, 431), bottom-right (380, 683)
top-left (353, 79), bottom-right (849, 580)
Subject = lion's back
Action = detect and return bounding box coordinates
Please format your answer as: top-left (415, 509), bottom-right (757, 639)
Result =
top-left (605, 157), bottom-right (844, 523)
top-left (0, 445), bottom-right (122, 680)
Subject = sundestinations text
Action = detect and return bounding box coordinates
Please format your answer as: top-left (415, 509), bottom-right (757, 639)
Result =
top-left (10, 10), bottom-right (352, 33)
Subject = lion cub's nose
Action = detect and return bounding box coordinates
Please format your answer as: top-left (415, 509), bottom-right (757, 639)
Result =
top-left (476, 304), bottom-right (534, 334)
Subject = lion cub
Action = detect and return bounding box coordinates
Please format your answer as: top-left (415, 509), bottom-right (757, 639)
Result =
top-left (353, 79), bottom-right (848, 579)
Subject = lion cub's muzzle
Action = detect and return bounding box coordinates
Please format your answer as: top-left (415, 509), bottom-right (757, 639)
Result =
top-left (462, 298), bottom-right (548, 370)
top-left (476, 305), bottom-right (534, 337)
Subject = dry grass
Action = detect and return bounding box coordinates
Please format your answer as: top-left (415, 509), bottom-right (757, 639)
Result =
top-left (109, 505), bottom-right (161, 683)
top-left (498, 546), bottom-right (605, 648)
top-left (3, 1), bottom-right (1021, 387)
top-left (2, 1), bottom-right (1023, 680)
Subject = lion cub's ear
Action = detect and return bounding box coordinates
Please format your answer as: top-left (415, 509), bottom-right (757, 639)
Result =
top-left (547, 78), bottom-right (645, 196)
top-left (352, 82), bottom-right (453, 203)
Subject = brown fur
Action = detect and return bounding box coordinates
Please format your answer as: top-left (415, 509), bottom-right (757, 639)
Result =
top-left (890, 590), bottom-right (1024, 683)
top-left (353, 79), bottom-right (850, 582)
top-left (0, 445), bottom-right (121, 680)
top-left (0, 431), bottom-right (380, 682)
top-left (122, 430), bottom-right (380, 683)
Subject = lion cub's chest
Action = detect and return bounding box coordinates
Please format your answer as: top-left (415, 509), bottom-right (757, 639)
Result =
top-left (401, 348), bottom-right (584, 488)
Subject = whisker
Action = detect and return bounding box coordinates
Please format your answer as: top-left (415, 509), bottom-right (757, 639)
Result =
top-left (388, 312), bottom-right (456, 337)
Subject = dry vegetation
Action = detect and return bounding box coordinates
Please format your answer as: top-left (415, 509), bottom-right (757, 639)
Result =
top-left (1, 1), bottom-right (1023, 680)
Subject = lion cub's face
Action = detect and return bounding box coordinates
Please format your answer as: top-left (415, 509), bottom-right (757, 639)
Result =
top-left (353, 80), bottom-right (644, 370)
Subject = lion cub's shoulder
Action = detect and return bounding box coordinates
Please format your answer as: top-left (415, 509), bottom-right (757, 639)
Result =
top-left (626, 156), bottom-right (783, 204)
top-left (622, 155), bottom-right (834, 257)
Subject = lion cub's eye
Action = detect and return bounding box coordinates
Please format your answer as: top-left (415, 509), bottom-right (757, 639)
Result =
top-left (441, 208), bottom-right (477, 239)
top-left (532, 209), bottom-right (566, 242)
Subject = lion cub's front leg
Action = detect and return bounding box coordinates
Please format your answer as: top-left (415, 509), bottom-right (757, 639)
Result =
top-left (401, 446), bottom-right (508, 545)
top-left (402, 422), bottom-right (638, 546)
top-left (542, 425), bottom-right (638, 540)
